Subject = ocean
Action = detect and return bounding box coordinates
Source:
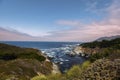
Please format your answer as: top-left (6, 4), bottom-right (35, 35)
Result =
top-left (0, 41), bottom-right (86, 72)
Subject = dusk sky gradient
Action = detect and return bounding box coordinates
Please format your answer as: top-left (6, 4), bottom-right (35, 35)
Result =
top-left (0, 0), bottom-right (120, 42)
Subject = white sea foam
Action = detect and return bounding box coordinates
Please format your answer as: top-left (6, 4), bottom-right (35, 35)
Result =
top-left (41, 44), bottom-right (79, 65)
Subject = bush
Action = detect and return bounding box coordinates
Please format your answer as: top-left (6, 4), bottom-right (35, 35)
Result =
top-left (66, 65), bottom-right (81, 79)
top-left (80, 59), bottom-right (120, 80)
top-left (81, 61), bottom-right (91, 70)
top-left (0, 43), bottom-right (46, 61)
top-left (66, 61), bottom-right (91, 80)
top-left (47, 73), bottom-right (64, 80)
top-left (80, 38), bottom-right (120, 48)
top-left (31, 75), bottom-right (47, 80)
top-left (18, 52), bottom-right (46, 62)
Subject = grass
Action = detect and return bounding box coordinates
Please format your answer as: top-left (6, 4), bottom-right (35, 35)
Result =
top-left (0, 43), bottom-right (53, 80)
top-left (31, 61), bottom-right (91, 80)
top-left (31, 75), bottom-right (47, 80)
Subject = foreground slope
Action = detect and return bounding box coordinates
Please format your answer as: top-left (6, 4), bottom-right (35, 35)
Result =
top-left (0, 43), bottom-right (53, 80)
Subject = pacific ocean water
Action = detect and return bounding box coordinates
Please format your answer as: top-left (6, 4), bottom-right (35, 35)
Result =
top-left (0, 41), bottom-right (86, 72)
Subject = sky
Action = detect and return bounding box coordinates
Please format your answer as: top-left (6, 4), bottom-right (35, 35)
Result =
top-left (0, 0), bottom-right (120, 42)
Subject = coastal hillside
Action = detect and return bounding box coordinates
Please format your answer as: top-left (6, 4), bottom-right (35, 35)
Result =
top-left (80, 38), bottom-right (120, 61)
top-left (32, 38), bottom-right (120, 80)
top-left (96, 35), bottom-right (120, 41)
top-left (0, 43), bottom-right (53, 80)
top-left (0, 38), bottom-right (120, 80)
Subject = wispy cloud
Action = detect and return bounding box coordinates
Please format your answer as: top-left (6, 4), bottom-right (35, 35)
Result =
top-left (0, 0), bottom-right (120, 42)
top-left (52, 0), bottom-right (120, 41)
top-left (56, 20), bottom-right (82, 27)
top-left (0, 27), bottom-right (56, 41)
top-left (0, 27), bottom-right (34, 41)
top-left (85, 0), bottom-right (112, 14)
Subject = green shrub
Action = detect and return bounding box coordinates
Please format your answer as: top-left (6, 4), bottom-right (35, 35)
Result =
top-left (66, 65), bottom-right (82, 79)
top-left (66, 61), bottom-right (90, 80)
top-left (0, 43), bottom-right (46, 61)
top-left (31, 75), bottom-right (47, 80)
top-left (80, 38), bottom-right (120, 48)
top-left (47, 73), bottom-right (64, 80)
top-left (18, 52), bottom-right (46, 62)
top-left (81, 61), bottom-right (91, 70)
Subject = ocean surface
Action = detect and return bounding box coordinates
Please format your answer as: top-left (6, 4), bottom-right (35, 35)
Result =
top-left (0, 41), bottom-right (86, 72)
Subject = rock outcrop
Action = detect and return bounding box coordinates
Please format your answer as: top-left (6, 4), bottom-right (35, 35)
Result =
top-left (73, 46), bottom-right (101, 57)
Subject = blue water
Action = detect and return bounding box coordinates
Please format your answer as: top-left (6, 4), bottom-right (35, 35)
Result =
top-left (0, 41), bottom-right (85, 72)
top-left (0, 41), bottom-right (78, 49)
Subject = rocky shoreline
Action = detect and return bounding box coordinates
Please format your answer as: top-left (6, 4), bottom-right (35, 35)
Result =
top-left (41, 44), bottom-right (86, 73)
top-left (67, 46), bottom-right (90, 58)
top-left (39, 51), bottom-right (61, 74)
top-left (72, 46), bottom-right (101, 58)
top-left (40, 44), bottom-right (98, 73)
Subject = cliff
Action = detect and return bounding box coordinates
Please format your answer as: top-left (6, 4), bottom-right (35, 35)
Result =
top-left (74, 38), bottom-right (120, 59)
top-left (73, 46), bottom-right (101, 57)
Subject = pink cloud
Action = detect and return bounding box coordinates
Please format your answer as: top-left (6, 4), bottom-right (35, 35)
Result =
top-left (0, 0), bottom-right (120, 42)
top-left (50, 0), bottom-right (120, 41)
top-left (56, 20), bottom-right (82, 27)
top-left (0, 27), bottom-right (34, 41)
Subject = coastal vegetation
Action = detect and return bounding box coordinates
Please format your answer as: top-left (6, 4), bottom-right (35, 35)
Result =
top-left (0, 43), bottom-right (46, 61)
top-left (0, 43), bottom-right (52, 80)
top-left (32, 38), bottom-right (120, 80)
top-left (0, 38), bottom-right (120, 80)
top-left (80, 38), bottom-right (120, 62)
top-left (80, 38), bottom-right (120, 49)
top-left (31, 60), bottom-right (91, 80)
